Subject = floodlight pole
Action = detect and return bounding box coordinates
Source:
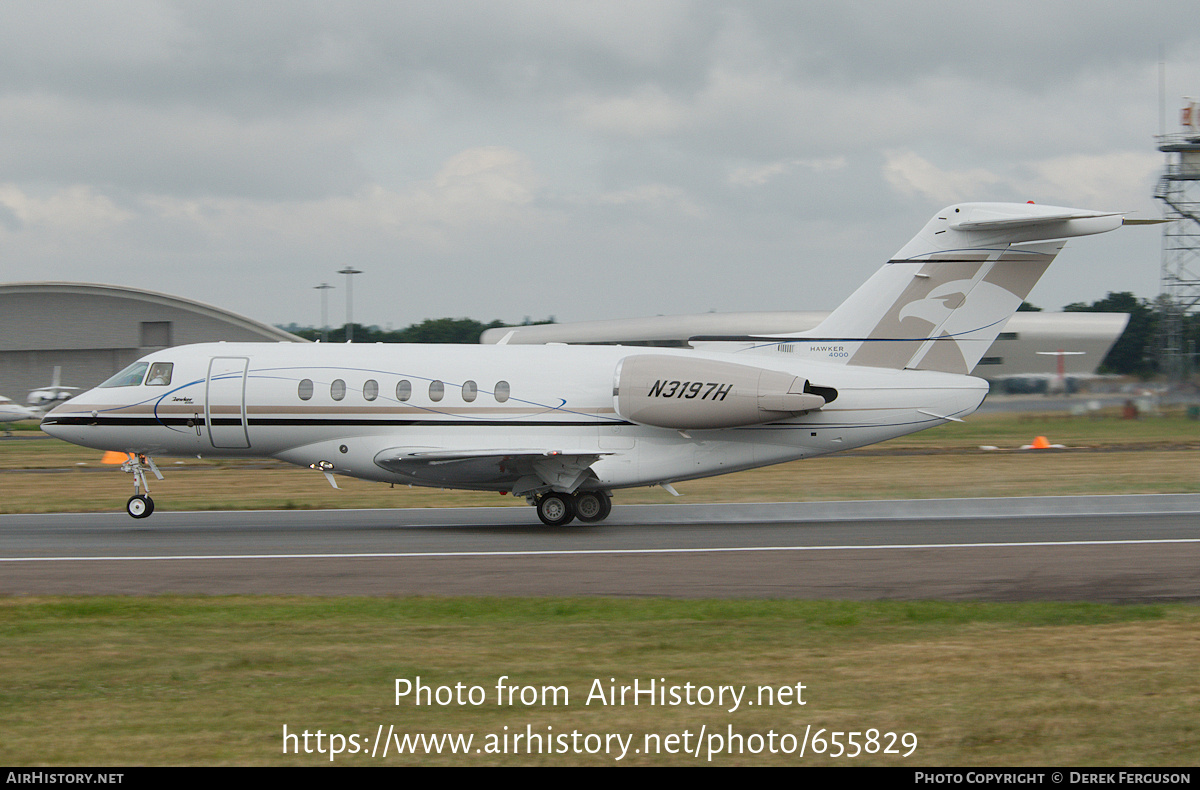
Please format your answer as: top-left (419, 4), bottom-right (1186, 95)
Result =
top-left (313, 283), bottom-right (334, 342)
top-left (338, 266), bottom-right (363, 342)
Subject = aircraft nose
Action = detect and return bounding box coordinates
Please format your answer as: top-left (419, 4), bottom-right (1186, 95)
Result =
top-left (40, 410), bottom-right (66, 437)
top-left (39, 400), bottom-right (84, 439)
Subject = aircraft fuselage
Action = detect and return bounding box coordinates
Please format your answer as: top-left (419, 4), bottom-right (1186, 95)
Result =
top-left (42, 341), bottom-right (987, 492)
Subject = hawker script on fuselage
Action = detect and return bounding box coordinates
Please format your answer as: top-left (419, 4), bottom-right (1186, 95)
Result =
top-left (42, 202), bottom-right (1154, 524)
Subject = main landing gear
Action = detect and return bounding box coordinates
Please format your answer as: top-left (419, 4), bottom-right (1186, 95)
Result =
top-left (533, 490), bottom-right (612, 526)
top-left (121, 453), bottom-right (162, 519)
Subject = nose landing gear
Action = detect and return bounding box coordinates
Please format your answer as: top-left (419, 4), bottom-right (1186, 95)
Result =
top-left (121, 453), bottom-right (162, 519)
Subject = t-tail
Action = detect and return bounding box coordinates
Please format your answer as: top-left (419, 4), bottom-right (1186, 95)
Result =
top-left (789, 203), bottom-right (1136, 375)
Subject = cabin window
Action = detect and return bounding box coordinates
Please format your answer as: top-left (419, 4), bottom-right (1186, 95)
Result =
top-left (298, 379), bottom-right (313, 400)
top-left (363, 380), bottom-right (379, 401)
top-left (396, 380), bottom-right (412, 402)
top-left (462, 380), bottom-right (477, 402)
top-left (99, 362), bottom-right (149, 388)
top-left (978, 357), bottom-right (1003, 365)
top-left (494, 380), bottom-right (510, 403)
top-left (145, 362), bottom-right (173, 386)
top-left (331, 379), bottom-right (346, 401)
top-left (429, 380), bottom-right (444, 402)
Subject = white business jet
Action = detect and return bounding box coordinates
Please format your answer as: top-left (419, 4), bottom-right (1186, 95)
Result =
top-left (1, 395), bottom-right (40, 434)
top-left (41, 202), bottom-right (1149, 523)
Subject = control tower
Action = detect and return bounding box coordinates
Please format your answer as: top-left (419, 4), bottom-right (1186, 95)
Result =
top-left (1154, 99), bottom-right (1200, 381)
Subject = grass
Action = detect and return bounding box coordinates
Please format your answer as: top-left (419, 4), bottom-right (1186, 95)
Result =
top-left (0, 596), bottom-right (1195, 766)
top-left (3, 409), bottom-right (1198, 765)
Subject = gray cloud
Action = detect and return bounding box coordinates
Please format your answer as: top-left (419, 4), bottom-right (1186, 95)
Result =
top-left (0, 1), bottom-right (1195, 327)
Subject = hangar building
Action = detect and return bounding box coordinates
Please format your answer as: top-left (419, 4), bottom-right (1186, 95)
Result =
top-left (0, 282), bottom-right (301, 401)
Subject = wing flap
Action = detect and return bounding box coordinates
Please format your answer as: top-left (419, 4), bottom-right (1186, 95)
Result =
top-left (373, 448), bottom-right (609, 494)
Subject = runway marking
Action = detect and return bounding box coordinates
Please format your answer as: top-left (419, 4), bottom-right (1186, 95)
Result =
top-left (4, 537), bottom-right (1200, 563)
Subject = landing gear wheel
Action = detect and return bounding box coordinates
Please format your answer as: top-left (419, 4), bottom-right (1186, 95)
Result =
top-left (126, 494), bottom-right (154, 519)
top-left (536, 493), bottom-right (576, 526)
top-left (574, 491), bottom-right (612, 523)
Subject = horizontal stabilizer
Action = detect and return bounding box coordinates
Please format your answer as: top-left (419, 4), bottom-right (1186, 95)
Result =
top-left (947, 205), bottom-right (1121, 231)
top-left (891, 202), bottom-right (1126, 261)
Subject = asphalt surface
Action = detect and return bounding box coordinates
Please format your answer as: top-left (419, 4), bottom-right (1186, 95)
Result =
top-left (2, 495), bottom-right (1199, 602)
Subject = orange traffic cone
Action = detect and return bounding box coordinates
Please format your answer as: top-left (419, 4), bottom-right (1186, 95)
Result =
top-left (1029, 436), bottom-right (1051, 449)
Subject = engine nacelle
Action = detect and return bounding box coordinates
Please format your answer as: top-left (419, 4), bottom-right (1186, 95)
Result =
top-left (614, 354), bottom-right (826, 430)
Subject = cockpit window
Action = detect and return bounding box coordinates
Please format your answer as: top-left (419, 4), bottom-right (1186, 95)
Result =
top-left (145, 362), bottom-right (173, 386)
top-left (99, 362), bottom-right (149, 388)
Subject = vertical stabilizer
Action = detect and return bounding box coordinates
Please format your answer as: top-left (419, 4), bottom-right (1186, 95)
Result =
top-left (799, 203), bottom-right (1126, 374)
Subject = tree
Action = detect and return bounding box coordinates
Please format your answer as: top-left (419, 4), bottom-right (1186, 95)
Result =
top-left (283, 317), bottom-right (554, 344)
top-left (1063, 292), bottom-right (1157, 377)
top-left (392, 318), bottom-right (506, 344)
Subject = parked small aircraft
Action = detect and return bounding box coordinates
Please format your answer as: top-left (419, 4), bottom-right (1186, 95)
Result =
top-left (41, 202), bottom-right (1150, 523)
top-left (27, 367), bottom-right (79, 411)
top-left (1, 395), bottom-right (39, 434)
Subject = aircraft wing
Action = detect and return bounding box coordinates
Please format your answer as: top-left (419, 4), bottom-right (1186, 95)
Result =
top-left (373, 448), bottom-right (610, 495)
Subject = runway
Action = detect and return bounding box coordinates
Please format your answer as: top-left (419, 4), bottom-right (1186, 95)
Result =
top-left (2, 494), bottom-right (1199, 602)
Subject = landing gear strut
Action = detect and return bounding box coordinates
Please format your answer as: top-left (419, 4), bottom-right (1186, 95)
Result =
top-left (121, 453), bottom-right (162, 519)
top-left (533, 490), bottom-right (613, 526)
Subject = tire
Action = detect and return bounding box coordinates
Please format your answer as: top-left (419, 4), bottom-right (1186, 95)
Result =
top-left (536, 492), bottom-right (576, 526)
top-left (574, 491), bottom-right (612, 523)
top-left (126, 494), bottom-right (154, 519)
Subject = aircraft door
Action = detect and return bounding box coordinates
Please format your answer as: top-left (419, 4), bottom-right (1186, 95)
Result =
top-left (206, 356), bottom-right (251, 449)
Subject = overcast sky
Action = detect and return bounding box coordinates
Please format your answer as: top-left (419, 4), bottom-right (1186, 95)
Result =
top-left (2, 1), bottom-right (1198, 329)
